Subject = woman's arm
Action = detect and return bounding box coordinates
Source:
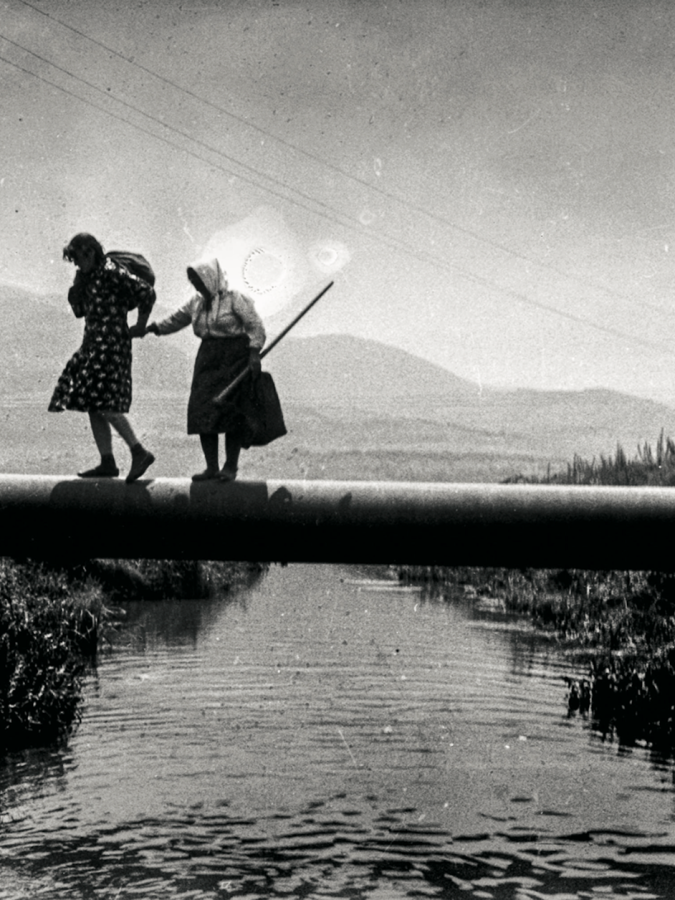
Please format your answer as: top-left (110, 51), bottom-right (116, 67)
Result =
top-left (119, 267), bottom-right (156, 316)
top-left (231, 291), bottom-right (266, 350)
top-left (67, 270), bottom-right (87, 318)
top-left (149, 301), bottom-right (194, 336)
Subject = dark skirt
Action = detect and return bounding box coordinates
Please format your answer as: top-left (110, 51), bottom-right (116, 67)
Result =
top-left (188, 336), bottom-right (286, 448)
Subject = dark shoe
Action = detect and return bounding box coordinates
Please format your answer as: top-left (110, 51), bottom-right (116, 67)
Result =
top-left (78, 461), bottom-right (119, 478)
top-left (126, 449), bottom-right (155, 483)
top-left (218, 464), bottom-right (238, 482)
top-left (191, 468), bottom-right (219, 482)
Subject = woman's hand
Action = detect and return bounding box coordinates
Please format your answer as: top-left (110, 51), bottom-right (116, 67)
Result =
top-left (129, 323), bottom-right (146, 338)
top-left (248, 347), bottom-right (262, 378)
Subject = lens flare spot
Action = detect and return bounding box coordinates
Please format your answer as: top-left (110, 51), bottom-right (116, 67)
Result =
top-left (307, 240), bottom-right (351, 275)
top-left (243, 248), bottom-right (285, 294)
top-left (202, 206), bottom-right (309, 318)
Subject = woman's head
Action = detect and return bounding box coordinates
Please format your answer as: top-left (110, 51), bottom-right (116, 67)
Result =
top-left (63, 233), bottom-right (105, 274)
top-left (187, 266), bottom-right (211, 301)
top-left (187, 259), bottom-right (226, 308)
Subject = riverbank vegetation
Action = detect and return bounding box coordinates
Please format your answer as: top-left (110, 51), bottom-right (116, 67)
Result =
top-left (0, 558), bottom-right (266, 752)
top-left (7, 433), bottom-right (675, 754)
top-left (506, 429), bottom-right (675, 486)
top-left (397, 432), bottom-right (675, 754)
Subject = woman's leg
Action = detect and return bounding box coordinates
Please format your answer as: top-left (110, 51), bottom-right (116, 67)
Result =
top-left (105, 412), bottom-right (138, 448)
top-left (219, 433), bottom-right (241, 481)
top-left (78, 411), bottom-right (119, 477)
top-left (105, 412), bottom-right (155, 483)
top-left (193, 433), bottom-right (219, 480)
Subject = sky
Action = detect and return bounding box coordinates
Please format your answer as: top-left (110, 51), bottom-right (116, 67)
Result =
top-left (3, 0), bottom-right (675, 403)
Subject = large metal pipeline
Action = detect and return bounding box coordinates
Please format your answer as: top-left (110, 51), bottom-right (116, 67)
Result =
top-left (0, 474), bottom-right (673, 569)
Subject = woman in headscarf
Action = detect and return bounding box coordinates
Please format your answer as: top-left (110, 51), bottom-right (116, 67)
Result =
top-left (146, 258), bottom-right (273, 481)
top-left (49, 232), bottom-right (156, 483)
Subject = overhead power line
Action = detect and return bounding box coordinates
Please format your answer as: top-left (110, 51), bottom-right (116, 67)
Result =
top-left (14, 0), bottom-right (666, 317)
top-left (0, 32), bottom-right (673, 358)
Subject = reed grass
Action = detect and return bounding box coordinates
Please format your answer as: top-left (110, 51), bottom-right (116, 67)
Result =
top-left (57, 559), bottom-right (268, 604)
top-left (0, 559), bottom-right (101, 751)
top-left (0, 557), bottom-right (267, 752)
top-left (506, 428), bottom-right (675, 486)
top-left (397, 432), bottom-right (675, 754)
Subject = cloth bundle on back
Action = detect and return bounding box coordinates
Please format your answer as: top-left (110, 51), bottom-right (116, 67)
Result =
top-left (67, 250), bottom-right (155, 318)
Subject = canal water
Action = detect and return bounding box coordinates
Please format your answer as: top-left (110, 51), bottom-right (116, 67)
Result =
top-left (1, 563), bottom-right (675, 899)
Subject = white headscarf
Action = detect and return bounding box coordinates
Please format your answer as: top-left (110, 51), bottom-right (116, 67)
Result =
top-left (188, 257), bottom-right (228, 305)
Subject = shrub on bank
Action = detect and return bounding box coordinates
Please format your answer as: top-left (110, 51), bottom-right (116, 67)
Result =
top-left (398, 433), bottom-right (675, 752)
top-left (58, 559), bottom-right (268, 604)
top-left (0, 559), bottom-right (100, 751)
top-left (0, 558), bottom-right (268, 752)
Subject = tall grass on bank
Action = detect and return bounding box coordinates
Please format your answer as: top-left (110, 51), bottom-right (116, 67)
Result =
top-left (397, 433), bottom-right (675, 753)
top-left (59, 559), bottom-right (268, 604)
top-left (0, 559), bottom-right (102, 751)
top-left (0, 558), bottom-right (268, 752)
top-left (506, 429), bottom-right (675, 486)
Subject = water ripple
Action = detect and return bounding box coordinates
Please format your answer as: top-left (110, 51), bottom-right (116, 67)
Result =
top-left (1, 563), bottom-right (674, 898)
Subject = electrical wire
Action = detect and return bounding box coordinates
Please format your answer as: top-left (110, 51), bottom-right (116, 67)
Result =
top-left (14, 0), bottom-right (669, 317)
top-left (0, 35), bottom-right (673, 357)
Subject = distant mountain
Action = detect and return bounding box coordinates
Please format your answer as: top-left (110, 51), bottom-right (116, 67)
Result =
top-left (268, 334), bottom-right (481, 406)
top-left (3, 284), bottom-right (675, 481)
top-left (266, 333), bottom-right (675, 459)
top-left (0, 286), bottom-right (79, 397)
top-left (460, 386), bottom-right (675, 462)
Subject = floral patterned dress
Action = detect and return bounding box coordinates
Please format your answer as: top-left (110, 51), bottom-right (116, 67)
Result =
top-left (48, 258), bottom-right (155, 413)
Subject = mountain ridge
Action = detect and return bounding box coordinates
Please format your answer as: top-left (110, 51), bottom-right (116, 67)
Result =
top-left (3, 284), bottom-right (675, 481)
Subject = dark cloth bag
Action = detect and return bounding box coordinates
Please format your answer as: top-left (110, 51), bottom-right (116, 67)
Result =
top-left (237, 372), bottom-right (287, 448)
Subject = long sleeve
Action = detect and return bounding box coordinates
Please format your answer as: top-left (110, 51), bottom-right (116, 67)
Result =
top-left (67, 283), bottom-right (86, 318)
top-left (154, 300), bottom-right (194, 335)
top-left (231, 291), bottom-right (266, 350)
top-left (125, 272), bottom-right (156, 317)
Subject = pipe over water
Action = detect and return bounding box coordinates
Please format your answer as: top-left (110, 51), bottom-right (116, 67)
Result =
top-left (1, 474), bottom-right (674, 569)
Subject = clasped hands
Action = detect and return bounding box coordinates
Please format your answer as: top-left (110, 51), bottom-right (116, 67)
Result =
top-left (129, 322), bottom-right (159, 339)
top-left (130, 324), bottom-right (262, 377)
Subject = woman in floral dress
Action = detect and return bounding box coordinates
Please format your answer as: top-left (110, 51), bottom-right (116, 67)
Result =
top-left (49, 232), bottom-right (156, 483)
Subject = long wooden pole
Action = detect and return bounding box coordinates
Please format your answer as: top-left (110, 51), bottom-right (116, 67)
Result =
top-left (213, 280), bottom-right (334, 406)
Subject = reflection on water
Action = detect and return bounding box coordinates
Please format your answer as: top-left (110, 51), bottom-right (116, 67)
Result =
top-left (1, 563), bottom-right (675, 898)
